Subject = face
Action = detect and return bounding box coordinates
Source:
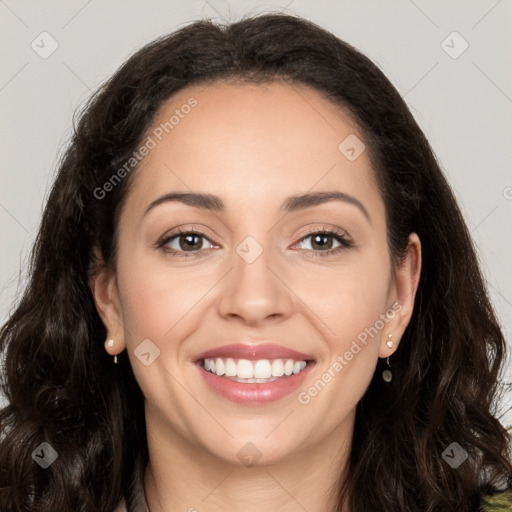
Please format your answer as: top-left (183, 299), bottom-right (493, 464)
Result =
top-left (92, 80), bottom-right (421, 467)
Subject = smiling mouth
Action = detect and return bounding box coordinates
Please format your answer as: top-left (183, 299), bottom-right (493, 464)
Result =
top-left (200, 357), bottom-right (313, 383)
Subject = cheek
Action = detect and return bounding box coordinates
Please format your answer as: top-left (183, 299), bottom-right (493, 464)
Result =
top-left (115, 250), bottom-right (205, 344)
top-left (297, 258), bottom-right (392, 346)
top-left (295, 264), bottom-right (389, 422)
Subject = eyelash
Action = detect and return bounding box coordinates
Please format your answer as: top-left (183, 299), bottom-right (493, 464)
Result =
top-left (295, 227), bottom-right (353, 257)
top-left (156, 226), bottom-right (353, 258)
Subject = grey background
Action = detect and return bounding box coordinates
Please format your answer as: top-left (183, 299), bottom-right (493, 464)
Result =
top-left (1, 0), bottom-right (511, 424)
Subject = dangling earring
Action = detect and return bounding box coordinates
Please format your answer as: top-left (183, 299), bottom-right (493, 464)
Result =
top-left (382, 357), bottom-right (392, 382)
top-left (382, 334), bottom-right (393, 382)
top-left (107, 339), bottom-right (117, 364)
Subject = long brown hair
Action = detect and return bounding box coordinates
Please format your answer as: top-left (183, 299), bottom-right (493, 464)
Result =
top-left (1, 13), bottom-right (511, 512)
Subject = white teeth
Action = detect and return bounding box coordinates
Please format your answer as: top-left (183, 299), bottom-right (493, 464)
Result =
top-left (293, 361), bottom-right (307, 374)
top-left (202, 357), bottom-right (309, 381)
top-left (225, 358), bottom-right (237, 377)
top-left (215, 357), bottom-right (225, 376)
top-left (237, 359), bottom-right (253, 379)
top-left (231, 376), bottom-right (281, 383)
top-left (271, 359), bottom-right (285, 377)
top-left (254, 360), bottom-right (272, 379)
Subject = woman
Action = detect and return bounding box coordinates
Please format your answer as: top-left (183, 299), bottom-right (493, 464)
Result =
top-left (1, 13), bottom-right (511, 512)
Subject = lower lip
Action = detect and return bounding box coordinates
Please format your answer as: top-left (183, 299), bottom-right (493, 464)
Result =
top-left (196, 361), bottom-right (315, 404)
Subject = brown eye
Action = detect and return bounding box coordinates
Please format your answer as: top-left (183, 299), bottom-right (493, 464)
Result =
top-left (158, 229), bottom-right (216, 257)
top-left (307, 233), bottom-right (336, 251)
top-left (293, 228), bottom-right (353, 258)
top-left (175, 233), bottom-right (205, 251)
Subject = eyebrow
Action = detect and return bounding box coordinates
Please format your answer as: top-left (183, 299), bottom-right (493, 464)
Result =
top-left (143, 191), bottom-right (370, 222)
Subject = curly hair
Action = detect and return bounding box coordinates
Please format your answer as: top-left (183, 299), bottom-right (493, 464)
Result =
top-left (1, 12), bottom-right (511, 512)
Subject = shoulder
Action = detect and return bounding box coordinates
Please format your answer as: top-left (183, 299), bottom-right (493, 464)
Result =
top-left (480, 489), bottom-right (512, 511)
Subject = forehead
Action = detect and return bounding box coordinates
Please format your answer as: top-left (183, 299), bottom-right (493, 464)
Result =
top-left (124, 80), bottom-right (380, 216)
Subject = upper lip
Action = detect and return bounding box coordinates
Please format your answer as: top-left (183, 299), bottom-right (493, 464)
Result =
top-left (195, 343), bottom-right (315, 362)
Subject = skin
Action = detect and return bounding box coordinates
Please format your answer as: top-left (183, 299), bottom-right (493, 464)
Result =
top-left (90, 81), bottom-right (421, 512)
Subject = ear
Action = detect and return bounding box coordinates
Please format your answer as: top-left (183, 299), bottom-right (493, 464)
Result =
top-left (379, 232), bottom-right (422, 358)
top-left (88, 246), bottom-right (126, 357)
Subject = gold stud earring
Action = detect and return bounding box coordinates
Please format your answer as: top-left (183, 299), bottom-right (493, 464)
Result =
top-left (386, 334), bottom-right (393, 349)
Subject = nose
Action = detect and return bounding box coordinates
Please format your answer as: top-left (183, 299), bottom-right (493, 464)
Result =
top-left (217, 241), bottom-right (294, 327)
